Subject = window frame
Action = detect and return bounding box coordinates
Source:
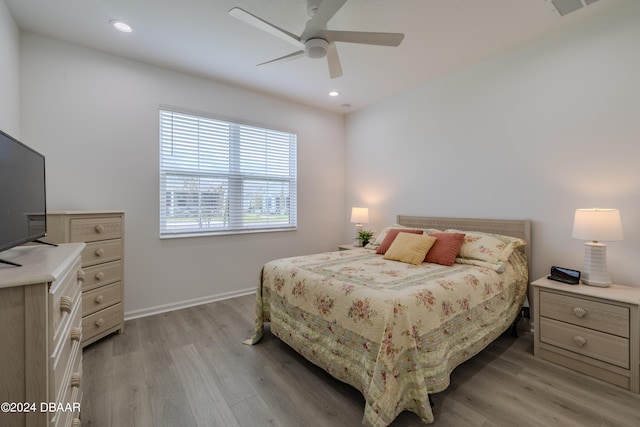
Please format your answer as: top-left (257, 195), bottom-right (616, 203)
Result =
top-left (159, 106), bottom-right (298, 238)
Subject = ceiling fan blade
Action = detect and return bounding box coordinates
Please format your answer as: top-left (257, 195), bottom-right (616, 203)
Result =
top-left (257, 50), bottom-right (305, 66)
top-left (326, 43), bottom-right (343, 79)
top-left (229, 7), bottom-right (303, 49)
top-left (323, 30), bottom-right (405, 46)
top-left (300, 0), bottom-right (347, 41)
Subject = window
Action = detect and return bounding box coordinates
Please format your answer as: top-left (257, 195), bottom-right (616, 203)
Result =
top-left (159, 108), bottom-right (297, 237)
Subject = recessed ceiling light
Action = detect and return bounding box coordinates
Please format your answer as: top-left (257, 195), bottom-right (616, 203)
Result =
top-left (110, 20), bottom-right (133, 33)
top-left (329, 91), bottom-right (340, 97)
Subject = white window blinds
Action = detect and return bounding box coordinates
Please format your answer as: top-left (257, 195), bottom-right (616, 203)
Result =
top-left (159, 109), bottom-right (297, 237)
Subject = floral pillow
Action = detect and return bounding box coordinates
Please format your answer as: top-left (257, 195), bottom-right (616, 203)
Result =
top-left (367, 223), bottom-right (441, 249)
top-left (445, 229), bottom-right (526, 273)
top-left (369, 224), bottom-right (409, 247)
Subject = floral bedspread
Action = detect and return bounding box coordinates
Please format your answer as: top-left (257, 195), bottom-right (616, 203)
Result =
top-left (245, 248), bottom-right (528, 426)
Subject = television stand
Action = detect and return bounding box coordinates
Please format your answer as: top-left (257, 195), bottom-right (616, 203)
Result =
top-left (0, 240), bottom-right (59, 267)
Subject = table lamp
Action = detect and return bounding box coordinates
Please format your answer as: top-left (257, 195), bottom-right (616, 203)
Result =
top-left (572, 208), bottom-right (623, 287)
top-left (350, 207), bottom-right (369, 230)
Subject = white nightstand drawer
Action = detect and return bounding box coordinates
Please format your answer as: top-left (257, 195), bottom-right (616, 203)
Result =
top-left (540, 290), bottom-right (629, 337)
top-left (540, 317), bottom-right (629, 369)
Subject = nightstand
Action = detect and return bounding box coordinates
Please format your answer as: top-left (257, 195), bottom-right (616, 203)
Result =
top-left (531, 276), bottom-right (640, 393)
top-left (338, 243), bottom-right (359, 250)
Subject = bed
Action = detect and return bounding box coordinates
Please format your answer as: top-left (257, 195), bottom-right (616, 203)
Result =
top-left (245, 215), bottom-right (530, 426)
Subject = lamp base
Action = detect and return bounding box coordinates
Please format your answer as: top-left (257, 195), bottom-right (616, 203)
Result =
top-left (581, 242), bottom-right (611, 287)
top-left (581, 277), bottom-right (612, 287)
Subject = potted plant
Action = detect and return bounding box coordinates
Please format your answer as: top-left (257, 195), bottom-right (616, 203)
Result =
top-left (357, 229), bottom-right (374, 247)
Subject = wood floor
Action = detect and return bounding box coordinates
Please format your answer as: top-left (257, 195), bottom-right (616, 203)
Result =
top-left (82, 294), bottom-right (640, 427)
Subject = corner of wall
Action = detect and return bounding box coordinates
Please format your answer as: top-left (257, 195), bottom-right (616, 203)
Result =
top-left (0, 0), bottom-right (20, 136)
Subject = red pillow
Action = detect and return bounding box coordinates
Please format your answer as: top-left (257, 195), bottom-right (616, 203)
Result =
top-left (425, 232), bottom-right (465, 266)
top-left (376, 229), bottom-right (423, 255)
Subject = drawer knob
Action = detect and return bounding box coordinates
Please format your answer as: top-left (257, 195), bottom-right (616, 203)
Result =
top-left (77, 270), bottom-right (85, 284)
top-left (95, 224), bottom-right (105, 233)
top-left (95, 248), bottom-right (104, 257)
top-left (573, 335), bottom-right (587, 347)
top-left (60, 296), bottom-right (73, 313)
top-left (95, 295), bottom-right (104, 304)
top-left (95, 271), bottom-right (105, 280)
top-left (70, 327), bottom-right (81, 342)
top-left (572, 307), bottom-right (587, 318)
top-left (95, 318), bottom-right (105, 327)
top-left (70, 373), bottom-right (81, 388)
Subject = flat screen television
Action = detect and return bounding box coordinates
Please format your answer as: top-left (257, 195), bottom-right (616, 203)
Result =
top-left (0, 129), bottom-right (47, 264)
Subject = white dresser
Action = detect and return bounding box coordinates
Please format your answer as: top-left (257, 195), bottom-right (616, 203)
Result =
top-left (45, 211), bottom-right (125, 347)
top-left (532, 276), bottom-right (640, 393)
top-left (0, 243), bottom-right (85, 427)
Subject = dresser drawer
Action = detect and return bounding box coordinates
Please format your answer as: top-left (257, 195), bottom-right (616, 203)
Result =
top-left (81, 239), bottom-right (122, 267)
top-left (540, 290), bottom-right (629, 337)
top-left (540, 317), bottom-right (629, 369)
top-left (50, 257), bottom-right (83, 344)
top-left (51, 354), bottom-right (81, 427)
top-left (82, 260), bottom-right (123, 292)
top-left (82, 302), bottom-right (124, 339)
top-left (70, 216), bottom-right (122, 243)
top-left (83, 281), bottom-right (122, 316)
top-left (49, 300), bottom-right (82, 404)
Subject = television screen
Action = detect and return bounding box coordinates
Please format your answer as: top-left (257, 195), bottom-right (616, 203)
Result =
top-left (0, 130), bottom-right (47, 254)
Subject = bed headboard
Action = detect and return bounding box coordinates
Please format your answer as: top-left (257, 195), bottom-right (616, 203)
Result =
top-left (397, 215), bottom-right (531, 275)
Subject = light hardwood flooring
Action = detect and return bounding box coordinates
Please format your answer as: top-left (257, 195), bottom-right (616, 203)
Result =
top-left (82, 294), bottom-right (640, 426)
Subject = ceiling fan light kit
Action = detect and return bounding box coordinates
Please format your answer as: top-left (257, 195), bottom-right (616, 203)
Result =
top-left (305, 38), bottom-right (329, 58)
top-left (229, 0), bottom-right (404, 79)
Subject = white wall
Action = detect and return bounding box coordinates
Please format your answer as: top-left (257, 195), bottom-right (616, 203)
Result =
top-left (0, 0), bottom-right (20, 136)
top-left (20, 33), bottom-right (345, 317)
top-left (345, 2), bottom-right (640, 287)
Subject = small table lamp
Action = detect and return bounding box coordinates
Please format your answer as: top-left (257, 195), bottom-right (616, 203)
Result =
top-left (572, 208), bottom-right (623, 287)
top-left (350, 207), bottom-right (369, 230)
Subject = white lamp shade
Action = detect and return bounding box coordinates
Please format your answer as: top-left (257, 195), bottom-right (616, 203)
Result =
top-left (350, 207), bottom-right (369, 224)
top-left (572, 208), bottom-right (623, 242)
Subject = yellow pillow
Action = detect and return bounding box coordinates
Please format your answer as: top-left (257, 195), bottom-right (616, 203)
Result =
top-left (383, 232), bottom-right (437, 265)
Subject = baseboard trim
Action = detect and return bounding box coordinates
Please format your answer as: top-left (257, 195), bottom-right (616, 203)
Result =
top-left (124, 288), bottom-right (256, 321)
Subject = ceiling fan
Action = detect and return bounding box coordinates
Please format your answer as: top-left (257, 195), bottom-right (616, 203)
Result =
top-left (229, 0), bottom-right (405, 79)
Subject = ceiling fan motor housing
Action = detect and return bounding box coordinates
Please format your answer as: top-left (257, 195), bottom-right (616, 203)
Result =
top-left (305, 38), bottom-right (329, 58)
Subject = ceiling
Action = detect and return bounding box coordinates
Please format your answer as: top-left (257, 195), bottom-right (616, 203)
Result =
top-left (5, 0), bottom-right (627, 114)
